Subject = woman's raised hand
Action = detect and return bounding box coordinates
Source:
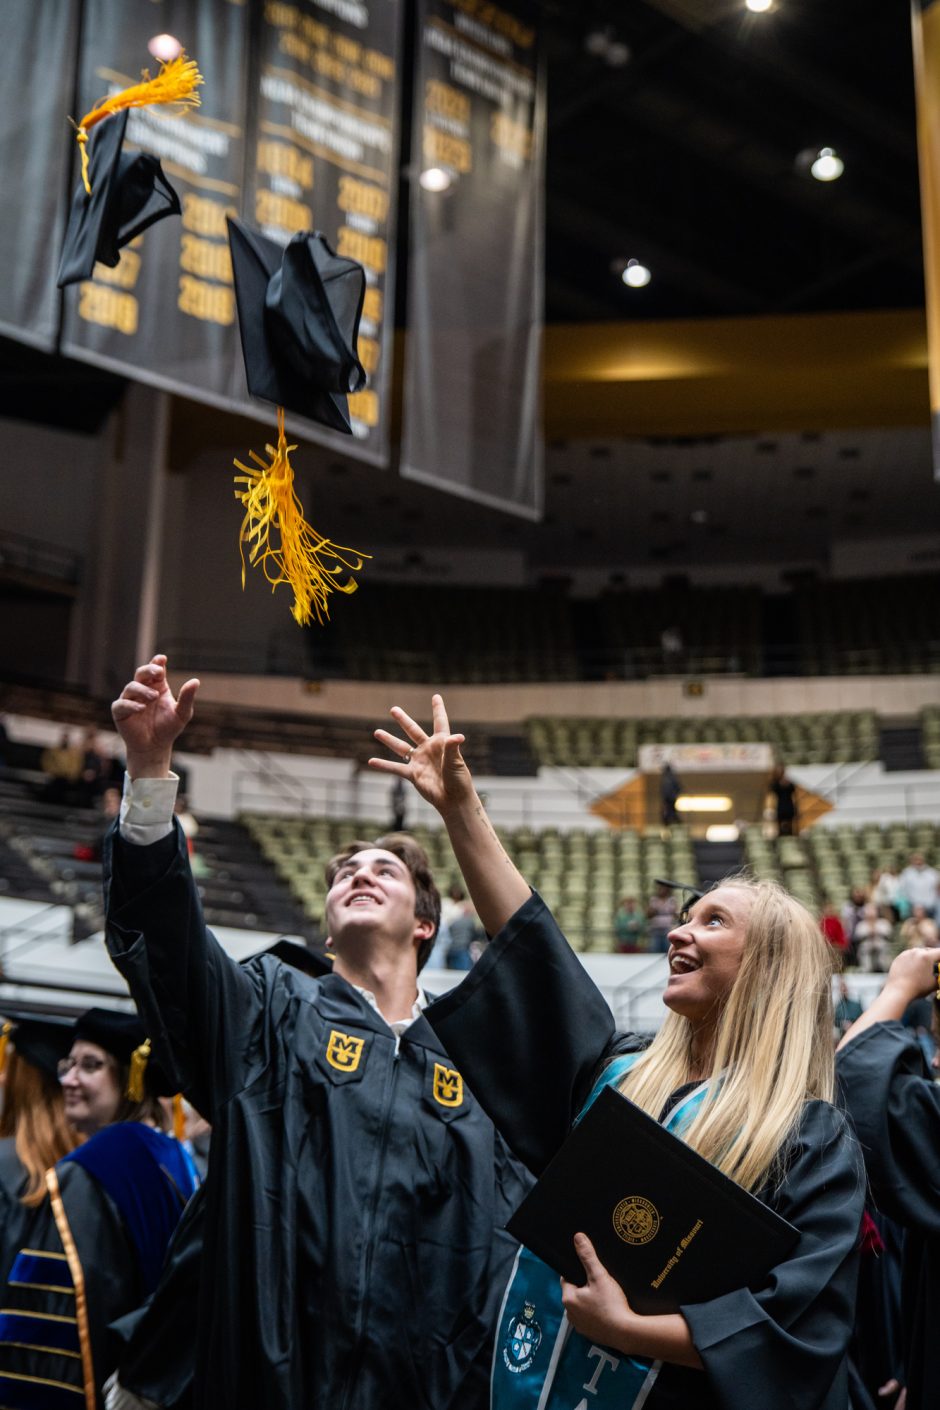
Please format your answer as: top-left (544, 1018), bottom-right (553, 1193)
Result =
top-left (369, 694), bottom-right (473, 817)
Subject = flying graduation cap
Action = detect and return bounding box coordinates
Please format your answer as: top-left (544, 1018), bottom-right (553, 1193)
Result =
top-left (226, 216), bottom-right (371, 627)
top-left (57, 53), bottom-right (203, 288)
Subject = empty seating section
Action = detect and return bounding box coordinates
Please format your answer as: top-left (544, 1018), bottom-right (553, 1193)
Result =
top-left (794, 575), bottom-right (940, 676)
top-left (741, 821), bottom-right (940, 912)
top-left (594, 585), bottom-right (762, 676)
top-left (922, 707), bottom-right (940, 770)
top-left (243, 814), bottom-right (698, 952)
top-left (327, 583), bottom-right (580, 684)
top-left (526, 711), bottom-right (879, 769)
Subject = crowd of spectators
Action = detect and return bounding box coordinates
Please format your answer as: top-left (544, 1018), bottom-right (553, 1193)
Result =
top-left (821, 852), bottom-right (939, 971)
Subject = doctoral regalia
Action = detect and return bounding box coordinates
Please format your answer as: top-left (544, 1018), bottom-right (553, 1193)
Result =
top-left (837, 1020), bottom-right (940, 1410)
top-left (0, 1123), bottom-right (197, 1410)
top-left (103, 822), bottom-right (532, 1410)
top-left (426, 891), bottom-right (865, 1410)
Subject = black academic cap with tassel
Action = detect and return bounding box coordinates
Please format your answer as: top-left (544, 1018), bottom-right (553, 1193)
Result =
top-left (57, 53), bottom-right (202, 288)
top-left (226, 217), bottom-right (371, 627)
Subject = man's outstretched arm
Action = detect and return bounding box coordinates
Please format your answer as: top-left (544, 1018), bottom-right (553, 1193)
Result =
top-left (107, 655), bottom-right (260, 1120)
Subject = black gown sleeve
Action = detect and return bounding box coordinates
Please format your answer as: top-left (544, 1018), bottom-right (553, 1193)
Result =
top-left (836, 1019), bottom-right (940, 1234)
top-left (681, 1100), bottom-right (865, 1410)
top-left (425, 891), bottom-right (618, 1174)
top-left (103, 821), bottom-right (263, 1121)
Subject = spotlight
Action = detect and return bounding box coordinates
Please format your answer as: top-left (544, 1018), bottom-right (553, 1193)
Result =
top-left (745, 0), bottom-right (773, 12)
top-left (419, 167), bottom-right (453, 193)
top-left (810, 147), bottom-right (844, 182)
top-left (584, 27), bottom-right (630, 67)
top-left (148, 33), bottom-right (183, 63)
top-left (622, 259), bottom-right (651, 288)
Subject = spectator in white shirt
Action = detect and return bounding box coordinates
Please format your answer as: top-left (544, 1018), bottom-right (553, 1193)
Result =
top-left (898, 853), bottom-right (939, 919)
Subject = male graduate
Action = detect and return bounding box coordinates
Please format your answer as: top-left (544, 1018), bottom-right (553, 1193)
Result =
top-left (104, 654), bottom-right (530, 1410)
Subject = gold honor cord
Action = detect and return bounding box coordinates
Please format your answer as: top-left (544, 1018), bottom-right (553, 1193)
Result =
top-left (71, 53), bottom-right (203, 194)
top-left (234, 407), bottom-right (370, 627)
top-left (45, 1168), bottom-right (96, 1410)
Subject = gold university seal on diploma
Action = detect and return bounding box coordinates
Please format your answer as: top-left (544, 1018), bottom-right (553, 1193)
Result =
top-left (612, 1195), bottom-right (660, 1245)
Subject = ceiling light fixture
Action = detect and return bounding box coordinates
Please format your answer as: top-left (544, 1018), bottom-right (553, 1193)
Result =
top-left (745, 0), bottom-right (773, 12)
top-left (584, 27), bottom-right (631, 67)
top-left (810, 147), bottom-right (844, 182)
top-left (147, 33), bottom-right (183, 63)
top-left (419, 167), bottom-right (453, 193)
top-left (622, 259), bottom-right (651, 288)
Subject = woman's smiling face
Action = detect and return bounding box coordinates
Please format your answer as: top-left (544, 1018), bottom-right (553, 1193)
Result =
top-left (663, 886), bottom-right (753, 1023)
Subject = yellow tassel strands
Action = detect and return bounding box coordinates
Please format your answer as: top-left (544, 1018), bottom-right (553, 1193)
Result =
top-left (73, 53), bottom-right (203, 194)
top-left (234, 408), bottom-right (370, 627)
top-left (126, 1038), bottom-right (151, 1103)
top-left (172, 1093), bottom-right (186, 1143)
top-left (0, 1021), bottom-right (11, 1080)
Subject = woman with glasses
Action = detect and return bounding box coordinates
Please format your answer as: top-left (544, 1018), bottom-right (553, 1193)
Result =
top-left (0, 1007), bottom-right (198, 1410)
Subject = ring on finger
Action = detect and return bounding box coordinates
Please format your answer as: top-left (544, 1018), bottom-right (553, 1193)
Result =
top-left (403, 750), bottom-right (413, 765)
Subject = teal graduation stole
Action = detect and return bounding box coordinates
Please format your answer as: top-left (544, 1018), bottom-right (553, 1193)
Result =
top-left (492, 1054), bottom-right (712, 1410)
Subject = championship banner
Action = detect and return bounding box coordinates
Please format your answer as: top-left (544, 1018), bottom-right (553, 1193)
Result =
top-left (0, 0), bottom-right (80, 350)
top-left (400, 0), bottom-right (544, 518)
top-left (912, 0), bottom-right (940, 478)
top-left (60, 0), bottom-right (250, 410)
top-left (248, 0), bottom-right (403, 465)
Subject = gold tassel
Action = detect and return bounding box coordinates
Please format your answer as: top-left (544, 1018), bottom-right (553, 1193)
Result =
top-left (172, 1093), bottom-right (186, 1143)
top-left (126, 1038), bottom-right (151, 1103)
top-left (72, 53), bottom-right (204, 195)
top-left (234, 407), bottom-right (370, 627)
top-left (0, 1022), bottom-right (12, 1080)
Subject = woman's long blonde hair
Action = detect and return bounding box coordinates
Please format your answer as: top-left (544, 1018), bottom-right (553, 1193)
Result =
top-left (619, 878), bottom-right (835, 1192)
top-left (0, 1050), bottom-right (79, 1205)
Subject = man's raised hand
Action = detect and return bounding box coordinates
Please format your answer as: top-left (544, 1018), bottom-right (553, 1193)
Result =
top-left (112, 655), bottom-right (200, 779)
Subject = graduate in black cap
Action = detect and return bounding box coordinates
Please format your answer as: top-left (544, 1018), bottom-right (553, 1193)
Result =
top-left (104, 654), bottom-right (531, 1410)
top-left (837, 944), bottom-right (940, 1410)
top-left (368, 695), bottom-right (865, 1410)
top-left (0, 1007), bottom-right (198, 1410)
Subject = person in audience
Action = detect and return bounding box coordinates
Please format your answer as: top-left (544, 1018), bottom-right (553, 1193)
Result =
top-left (897, 904), bottom-right (940, 953)
top-left (872, 865), bottom-right (902, 922)
top-left (0, 1007), bottom-right (198, 1410)
top-left (837, 944), bottom-right (940, 1410)
top-left (841, 886), bottom-right (870, 955)
top-left (647, 879), bottom-right (677, 953)
top-left (39, 728), bottom-right (83, 804)
top-left (832, 978), bottom-right (863, 1040)
top-left (102, 653), bottom-right (532, 1410)
top-left (821, 897), bottom-right (848, 958)
top-left (853, 902), bottom-right (893, 973)
top-left (898, 852), bottom-right (939, 919)
top-left (371, 694), bottom-right (864, 1410)
top-left (659, 760), bottom-right (682, 826)
top-left (768, 763), bottom-right (798, 836)
top-left (613, 894), bottom-right (648, 951)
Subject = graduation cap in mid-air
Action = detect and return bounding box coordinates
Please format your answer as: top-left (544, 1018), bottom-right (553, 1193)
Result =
top-left (654, 878), bottom-right (705, 924)
top-left (57, 53), bottom-right (203, 289)
top-left (225, 217), bottom-right (371, 627)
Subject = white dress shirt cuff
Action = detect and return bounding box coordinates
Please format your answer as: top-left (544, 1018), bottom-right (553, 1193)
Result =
top-left (119, 772), bottom-right (179, 846)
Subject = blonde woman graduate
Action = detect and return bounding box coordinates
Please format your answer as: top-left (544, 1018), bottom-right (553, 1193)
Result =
top-left (371, 697), bottom-right (865, 1410)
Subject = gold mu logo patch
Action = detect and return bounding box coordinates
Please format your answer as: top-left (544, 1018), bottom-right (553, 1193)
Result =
top-left (433, 1062), bottom-right (463, 1108)
top-left (326, 1029), bottom-right (365, 1072)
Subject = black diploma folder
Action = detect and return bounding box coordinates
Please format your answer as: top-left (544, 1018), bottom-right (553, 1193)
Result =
top-left (506, 1084), bottom-right (799, 1315)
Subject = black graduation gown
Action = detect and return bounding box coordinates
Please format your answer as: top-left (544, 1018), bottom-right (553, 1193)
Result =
top-left (102, 822), bottom-right (532, 1410)
top-left (426, 891), bottom-right (865, 1410)
top-left (0, 1138), bottom-right (29, 1280)
top-left (836, 1020), bottom-right (940, 1410)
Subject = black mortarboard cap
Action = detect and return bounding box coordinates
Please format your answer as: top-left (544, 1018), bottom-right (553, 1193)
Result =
top-left (2, 1010), bottom-right (74, 1080)
top-left (227, 217), bottom-right (367, 434)
top-left (73, 1006), bottom-right (176, 1097)
top-left (57, 109), bottom-right (181, 288)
